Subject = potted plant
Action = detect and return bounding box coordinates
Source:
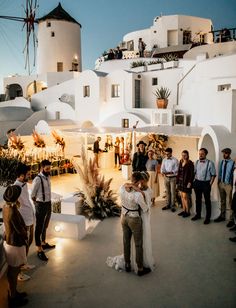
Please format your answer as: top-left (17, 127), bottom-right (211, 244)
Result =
top-left (153, 86), bottom-right (171, 108)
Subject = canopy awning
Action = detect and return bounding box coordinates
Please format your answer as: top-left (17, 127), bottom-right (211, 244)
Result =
top-left (135, 125), bottom-right (203, 137)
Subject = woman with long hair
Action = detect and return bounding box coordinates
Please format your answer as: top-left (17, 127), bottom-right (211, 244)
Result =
top-left (176, 150), bottom-right (194, 217)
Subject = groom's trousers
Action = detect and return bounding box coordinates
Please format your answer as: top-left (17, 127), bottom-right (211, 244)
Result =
top-left (121, 215), bottom-right (143, 269)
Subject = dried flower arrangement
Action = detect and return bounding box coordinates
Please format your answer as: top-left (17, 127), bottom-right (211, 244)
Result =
top-left (32, 130), bottom-right (46, 148)
top-left (51, 130), bottom-right (65, 152)
top-left (8, 132), bottom-right (24, 151)
top-left (73, 148), bottom-right (121, 220)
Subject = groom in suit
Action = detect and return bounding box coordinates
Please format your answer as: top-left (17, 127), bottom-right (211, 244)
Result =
top-left (120, 172), bottom-right (151, 276)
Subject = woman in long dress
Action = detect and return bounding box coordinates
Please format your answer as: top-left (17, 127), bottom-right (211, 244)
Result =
top-left (146, 149), bottom-right (160, 205)
top-left (106, 172), bottom-right (155, 272)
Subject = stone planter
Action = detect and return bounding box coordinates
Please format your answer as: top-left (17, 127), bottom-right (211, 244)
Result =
top-left (156, 99), bottom-right (168, 109)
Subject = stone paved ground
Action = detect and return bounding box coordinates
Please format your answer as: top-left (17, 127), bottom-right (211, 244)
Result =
top-left (1, 172), bottom-right (236, 307)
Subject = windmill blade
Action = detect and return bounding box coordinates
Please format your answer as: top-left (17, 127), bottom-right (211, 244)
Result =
top-left (0, 0), bottom-right (39, 74)
top-left (32, 29), bottom-right (37, 66)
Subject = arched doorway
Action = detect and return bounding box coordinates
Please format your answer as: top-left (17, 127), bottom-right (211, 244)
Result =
top-left (200, 133), bottom-right (216, 162)
top-left (5, 84), bottom-right (23, 100)
top-left (26, 80), bottom-right (47, 99)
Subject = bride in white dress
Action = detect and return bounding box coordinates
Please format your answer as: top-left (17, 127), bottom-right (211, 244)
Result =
top-left (107, 172), bottom-right (155, 272)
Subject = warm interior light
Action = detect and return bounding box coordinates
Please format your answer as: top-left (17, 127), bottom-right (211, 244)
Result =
top-left (54, 225), bottom-right (62, 232)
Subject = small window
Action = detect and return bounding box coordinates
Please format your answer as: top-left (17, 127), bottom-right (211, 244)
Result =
top-left (47, 21), bottom-right (51, 27)
top-left (83, 85), bottom-right (90, 97)
top-left (111, 84), bottom-right (120, 97)
top-left (218, 84), bottom-right (231, 91)
top-left (51, 31), bottom-right (55, 37)
top-left (122, 119), bottom-right (129, 128)
top-left (57, 62), bottom-right (63, 72)
top-left (152, 78), bottom-right (158, 86)
top-left (199, 34), bottom-right (205, 44)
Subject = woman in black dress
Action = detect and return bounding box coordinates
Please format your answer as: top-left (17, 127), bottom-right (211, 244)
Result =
top-left (176, 150), bottom-right (194, 217)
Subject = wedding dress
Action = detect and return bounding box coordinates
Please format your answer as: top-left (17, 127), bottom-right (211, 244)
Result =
top-left (106, 188), bottom-right (155, 272)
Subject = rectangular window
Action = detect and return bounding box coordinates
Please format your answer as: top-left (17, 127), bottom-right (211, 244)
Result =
top-left (83, 85), bottom-right (90, 97)
top-left (51, 31), bottom-right (55, 37)
top-left (47, 21), bottom-right (51, 27)
top-left (111, 84), bottom-right (120, 97)
top-left (152, 78), bottom-right (158, 86)
top-left (57, 62), bottom-right (63, 72)
top-left (218, 84), bottom-right (231, 91)
top-left (122, 119), bottom-right (129, 128)
top-left (199, 34), bottom-right (205, 44)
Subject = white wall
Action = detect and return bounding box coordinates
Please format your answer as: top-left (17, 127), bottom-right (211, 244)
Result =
top-left (167, 136), bottom-right (199, 161)
top-left (47, 102), bottom-right (76, 120)
top-left (123, 15), bottom-right (212, 52)
top-left (0, 97), bottom-right (31, 108)
top-left (31, 78), bottom-right (77, 112)
top-left (3, 72), bottom-right (77, 99)
top-left (100, 70), bottom-right (134, 122)
top-left (179, 54), bottom-right (236, 131)
top-left (97, 58), bottom-right (153, 73)
top-left (141, 68), bottom-right (182, 108)
top-left (74, 70), bottom-right (101, 125)
top-left (37, 20), bottom-right (82, 74)
top-left (184, 41), bottom-right (236, 60)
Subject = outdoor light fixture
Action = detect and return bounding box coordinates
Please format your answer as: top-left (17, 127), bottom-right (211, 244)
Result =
top-left (54, 225), bottom-right (62, 232)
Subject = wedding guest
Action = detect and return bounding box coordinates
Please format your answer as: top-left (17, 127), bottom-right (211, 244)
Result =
top-left (132, 141), bottom-right (148, 172)
top-left (119, 137), bottom-right (125, 170)
top-left (14, 164), bottom-right (35, 282)
top-left (138, 38), bottom-right (146, 58)
top-left (192, 148), bottom-right (216, 224)
top-left (107, 49), bottom-right (115, 60)
top-left (120, 172), bottom-right (151, 276)
top-left (160, 148), bottom-right (179, 212)
top-left (31, 160), bottom-right (55, 261)
top-left (176, 150), bottom-right (194, 218)
top-left (229, 186), bottom-right (236, 242)
top-left (145, 149), bottom-right (160, 205)
top-left (115, 46), bottom-right (123, 59)
top-left (93, 136), bottom-right (102, 168)
top-left (3, 185), bottom-right (28, 307)
top-left (119, 137), bottom-right (125, 158)
top-left (214, 148), bottom-right (235, 227)
top-left (114, 137), bottom-right (120, 168)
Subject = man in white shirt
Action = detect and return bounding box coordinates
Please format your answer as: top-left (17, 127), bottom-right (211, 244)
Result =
top-left (31, 160), bottom-right (55, 261)
top-left (14, 164), bottom-right (35, 281)
top-left (120, 172), bottom-right (151, 276)
top-left (160, 148), bottom-right (179, 212)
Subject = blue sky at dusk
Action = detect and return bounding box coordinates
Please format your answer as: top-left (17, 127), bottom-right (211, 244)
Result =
top-left (0, 0), bottom-right (236, 92)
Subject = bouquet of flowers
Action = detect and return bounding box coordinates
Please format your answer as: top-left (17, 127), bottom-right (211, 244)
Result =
top-left (8, 132), bottom-right (24, 151)
top-left (32, 130), bottom-right (46, 148)
top-left (51, 130), bottom-right (65, 151)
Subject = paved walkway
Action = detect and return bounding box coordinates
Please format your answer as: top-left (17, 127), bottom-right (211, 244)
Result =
top-left (1, 172), bottom-right (236, 307)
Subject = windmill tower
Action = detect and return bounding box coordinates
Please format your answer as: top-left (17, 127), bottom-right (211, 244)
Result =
top-left (37, 2), bottom-right (82, 74)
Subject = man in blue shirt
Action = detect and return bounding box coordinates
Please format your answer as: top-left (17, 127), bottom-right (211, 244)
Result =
top-left (192, 148), bottom-right (216, 224)
top-left (214, 148), bottom-right (235, 227)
